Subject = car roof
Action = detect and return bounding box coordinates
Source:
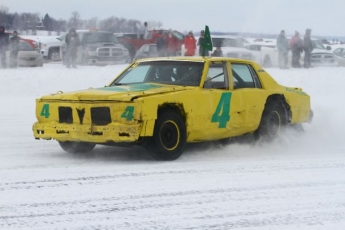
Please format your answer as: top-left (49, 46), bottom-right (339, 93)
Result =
top-left (134, 56), bottom-right (255, 64)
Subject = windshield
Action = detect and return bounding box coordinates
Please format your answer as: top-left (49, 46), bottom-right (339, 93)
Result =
top-left (81, 32), bottom-right (119, 43)
top-left (111, 61), bottom-right (205, 86)
top-left (312, 40), bottom-right (326, 49)
top-left (212, 38), bottom-right (244, 48)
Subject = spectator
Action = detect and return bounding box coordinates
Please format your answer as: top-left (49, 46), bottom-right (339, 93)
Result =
top-left (0, 26), bottom-right (9, 68)
top-left (197, 30), bottom-right (209, 56)
top-left (9, 31), bottom-right (20, 68)
top-left (65, 28), bottom-right (80, 68)
top-left (184, 31), bottom-right (196, 56)
top-left (290, 31), bottom-right (303, 68)
top-left (211, 46), bottom-right (223, 57)
top-left (141, 22), bottom-right (149, 39)
top-left (165, 31), bottom-right (177, 56)
top-left (156, 31), bottom-right (167, 57)
top-left (303, 28), bottom-right (313, 68)
top-left (276, 30), bottom-right (289, 69)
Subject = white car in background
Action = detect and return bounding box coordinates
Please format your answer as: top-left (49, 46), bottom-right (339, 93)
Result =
top-left (211, 36), bottom-right (254, 61)
top-left (5, 40), bottom-right (44, 67)
top-left (332, 46), bottom-right (345, 66)
top-left (38, 35), bottom-right (65, 61)
top-left (243, 39), bottom-right (276, 65)
top-left (261, 38), bottom-right (337, 67)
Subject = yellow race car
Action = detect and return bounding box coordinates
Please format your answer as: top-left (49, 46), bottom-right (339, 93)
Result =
top-left (33, 57), bottom-right (312, 160)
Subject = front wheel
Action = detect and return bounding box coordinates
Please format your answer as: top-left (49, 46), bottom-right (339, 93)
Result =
top-left (59, 141), bottom-right (96, 154)
top-left (145, 110), bottom-right (186, 160)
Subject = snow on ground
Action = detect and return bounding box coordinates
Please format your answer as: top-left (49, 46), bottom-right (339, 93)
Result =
top-left (1, 63), bottom-right (345, 229)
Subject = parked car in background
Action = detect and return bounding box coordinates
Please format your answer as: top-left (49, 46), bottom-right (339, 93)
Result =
top-left (60, 30), bottom-right (131, 65)
top-left (115, 30), bottom-right (185, 60)
top-left (333, 47), bottom-right (345, 66)
top-left (261, 38), bottom-right (337, 67)
top-left (38, 35), bottom-right (65, 61)
top-left (244, 39), bottom-right (276, 65)
top-left (5, 40), bottom-right (44, 67)
top-left (134, 43), bottom-right (159, 60)
top-left (211, 36), bottom-right (255, 61)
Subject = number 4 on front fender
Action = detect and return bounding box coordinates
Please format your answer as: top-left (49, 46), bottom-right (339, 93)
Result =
top-left (211, 92), bottom-right (232, 128)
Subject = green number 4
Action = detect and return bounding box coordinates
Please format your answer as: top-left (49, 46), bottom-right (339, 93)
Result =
top-left (211, 93), bottom-right (232, 128)
top-left (121, 106), bottom-right (134, 121)
top-left (40, 104), bottom-right (50, 118)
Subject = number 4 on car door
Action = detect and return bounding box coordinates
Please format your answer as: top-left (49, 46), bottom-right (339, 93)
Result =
top-left (211, 92), bottom-right (232, 128)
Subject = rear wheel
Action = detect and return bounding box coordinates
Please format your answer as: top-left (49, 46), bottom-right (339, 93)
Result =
top-left (145, 110), bottom-right (186, 160)
top-left (254, 100), bottom-right (286, 141)
top-left (59, 141), bottom-right (96, 153)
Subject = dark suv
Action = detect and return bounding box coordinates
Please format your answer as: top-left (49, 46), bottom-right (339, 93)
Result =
top-left (60, 30), bottom-right (131, 65)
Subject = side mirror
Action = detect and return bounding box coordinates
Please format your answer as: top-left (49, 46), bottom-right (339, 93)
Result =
top-left (326, 46), bottom-right (331, 51)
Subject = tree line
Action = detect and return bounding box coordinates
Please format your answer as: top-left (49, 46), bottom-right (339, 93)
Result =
top-left (0, 5), bottom-right (163, 34)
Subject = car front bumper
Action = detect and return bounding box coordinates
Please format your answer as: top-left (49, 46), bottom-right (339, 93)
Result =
top-left (33, 121), bottom-right (141, 143)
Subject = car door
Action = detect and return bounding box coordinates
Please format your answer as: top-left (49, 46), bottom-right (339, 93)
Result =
top-left (227, 62), bottom-right (266, 134)
top-left (189, 61), bottom-right (264, 141)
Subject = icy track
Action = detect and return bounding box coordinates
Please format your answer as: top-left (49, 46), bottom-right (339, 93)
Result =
top-left (1, 63), bottom-right (345, 230)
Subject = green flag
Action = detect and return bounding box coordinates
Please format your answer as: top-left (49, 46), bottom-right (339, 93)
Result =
top-left (202, 25), bottom-right (213, 56)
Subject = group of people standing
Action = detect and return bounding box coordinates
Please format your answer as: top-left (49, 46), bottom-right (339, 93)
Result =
top-left (277, 28), bottom-right (313, 69)
top-left (156, 29), bottom-right (222, 57)
top-left (0, 26), bottom-right (21, 68)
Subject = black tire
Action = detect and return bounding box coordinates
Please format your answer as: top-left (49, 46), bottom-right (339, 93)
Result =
top-left (263, 55), bottom-right (272, 68)
top-left (145, 110), bottom-right (186, 160)
top-left (48, 49), bottom-right (61, 61)
top-left (254, 100), bottom-right (286, 141)
top-left (59, 141), bottom-right (96, 154)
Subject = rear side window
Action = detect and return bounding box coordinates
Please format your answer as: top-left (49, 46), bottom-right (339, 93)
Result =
top-left (231, 63), bottom-right (262, 89)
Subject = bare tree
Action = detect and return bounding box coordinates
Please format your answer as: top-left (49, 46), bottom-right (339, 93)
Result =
top-left (68, 11), bottom-right (82, 29)
top-left (147, 20), bottom-right (163, 30)
top-left (85, 17), bottom-right (98, 29)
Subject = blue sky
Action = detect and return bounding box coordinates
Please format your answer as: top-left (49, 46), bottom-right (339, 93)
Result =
top-left (1, 0), bottom-right (344, 36)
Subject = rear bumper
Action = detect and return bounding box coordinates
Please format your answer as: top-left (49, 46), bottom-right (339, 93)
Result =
top-left (33, 121), bottom-right (141, 143)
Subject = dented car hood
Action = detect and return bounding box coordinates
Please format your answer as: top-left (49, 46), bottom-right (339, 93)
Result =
top-left (40, 83), bottom-right (190, 102)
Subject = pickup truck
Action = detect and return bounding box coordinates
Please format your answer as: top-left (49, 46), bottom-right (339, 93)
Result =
top-left (115, 30), bottom-right (185, 60)
top-left (60, 30), bottom-right (131, 65)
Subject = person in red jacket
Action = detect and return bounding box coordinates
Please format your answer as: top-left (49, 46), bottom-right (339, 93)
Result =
top-left (184, 31), bottom-right (196, 56)
top-left (165, 31), bottom-right (178, 56)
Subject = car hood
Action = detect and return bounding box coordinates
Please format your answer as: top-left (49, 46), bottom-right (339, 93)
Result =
top-left (40, 83), bottom-right (190, 102)
top-left (312, 48), bottom-right (333, 54)
top-left (221, 47), bottom-right (252, 54)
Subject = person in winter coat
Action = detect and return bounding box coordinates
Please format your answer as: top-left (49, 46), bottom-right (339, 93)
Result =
top-left (9, 31), bottom-right (20, 68)
top-left (303, 28), bottom-right (313, 68)
top-left (65, 28), bottom-right (80, 68)
top-left (184, 31), bottom-right (196, 56)
top-left (156, 31), bottom-right (167, 57)
top-left (290, 31), bottom-right (303, 68)
top-left (276, 30), bottom-right (289, 69)
top-left (0, 26), bottom-right (9, 68)
top-left (211, 46), bottom-right (223, 57)
top-left (197, 30), bottom-right (209, 56)
top-left (165, 31), bottom-right (177, 56)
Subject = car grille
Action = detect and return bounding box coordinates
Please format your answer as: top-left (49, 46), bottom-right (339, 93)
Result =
top-left (97, 47), bottom-right (124, 57)
top-left (311, 54), bottom-right (335, 63)
top-left (58, 106), bottom-right (111, 125)
top-left (59, 107), bottom-right (73, 124)
top-left (20, 57), bottom-right (36, 61)
top-left (91, 107), bottom-right (111, 125)
top-left (97, 56), bottom-right (123, 61)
